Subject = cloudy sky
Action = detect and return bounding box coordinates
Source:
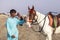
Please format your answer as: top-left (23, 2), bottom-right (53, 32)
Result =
top-left (0, 0), bottom-right (60, 15)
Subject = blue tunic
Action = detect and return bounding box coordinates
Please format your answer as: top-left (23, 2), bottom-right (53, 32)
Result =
top-left (6, 17), bottom-right (20, 40)
top-left (19, 20), bottom-right (24, 25)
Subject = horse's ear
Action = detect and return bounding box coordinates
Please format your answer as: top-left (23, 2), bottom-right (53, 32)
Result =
top-left (28, 6), bottom-right (30, 10)
top-left (32, 6), bottom-right (34, 10)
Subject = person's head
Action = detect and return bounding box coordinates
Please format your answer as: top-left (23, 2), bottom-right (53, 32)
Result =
top-left (48, 12), bottom-right (54, 17)
top-left (48, 12), bottom-right (52, 15)
top-left (10, 9), bottom-right (17, 17)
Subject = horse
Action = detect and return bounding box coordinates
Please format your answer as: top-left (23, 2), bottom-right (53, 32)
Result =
top-left (27, 6), bottom-right (60, 40)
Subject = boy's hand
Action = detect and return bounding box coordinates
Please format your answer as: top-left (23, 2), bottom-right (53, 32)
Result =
top-left (17, 13), bottom-right (20, 17)
top-left (11, 35), bottom-right (15, 38)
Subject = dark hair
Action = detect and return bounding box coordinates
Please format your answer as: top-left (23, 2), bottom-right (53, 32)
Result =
top-left (48, 12), bottom-right (54, 18)
top-left (48, 12), bottom-right (52, 15)
top-left (10, 9), bottom-right (16, 14)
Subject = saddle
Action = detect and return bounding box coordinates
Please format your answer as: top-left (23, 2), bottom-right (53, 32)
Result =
top-left (48, 13), bottom-right (60, 28)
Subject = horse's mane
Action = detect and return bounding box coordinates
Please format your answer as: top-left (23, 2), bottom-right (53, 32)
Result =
top-left (36, 11), bottom-right (45, 17)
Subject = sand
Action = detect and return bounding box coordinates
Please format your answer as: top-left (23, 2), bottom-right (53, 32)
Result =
top-left (0, 15), bottom-right (60, 40)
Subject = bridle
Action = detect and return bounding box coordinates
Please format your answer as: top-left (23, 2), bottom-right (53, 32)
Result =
top-left (28, 7), bottom-right (47, 32)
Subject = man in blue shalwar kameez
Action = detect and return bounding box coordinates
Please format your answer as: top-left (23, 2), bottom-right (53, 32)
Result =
top-left (6, 9), bottom-right (21, 40)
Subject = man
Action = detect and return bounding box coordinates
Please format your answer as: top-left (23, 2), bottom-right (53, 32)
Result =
top-left (6, 9), bottom-right (20, 40)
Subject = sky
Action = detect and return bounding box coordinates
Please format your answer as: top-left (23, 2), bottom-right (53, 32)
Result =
top-left (0, 0), bottom-right (60, 15)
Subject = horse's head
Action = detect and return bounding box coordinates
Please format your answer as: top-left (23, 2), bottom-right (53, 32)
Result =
top-left (28, 6), bottom-right (37, 23)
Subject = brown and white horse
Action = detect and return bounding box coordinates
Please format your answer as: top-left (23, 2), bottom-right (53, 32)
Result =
top-left (27, 6), bottom-right (60, 40)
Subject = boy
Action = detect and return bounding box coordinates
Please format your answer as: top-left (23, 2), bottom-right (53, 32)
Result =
top-left (6, 9), bottom-right (20, 40)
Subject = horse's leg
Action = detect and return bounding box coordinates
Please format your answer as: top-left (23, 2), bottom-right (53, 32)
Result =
top-left (55, 26), bottom-right (60, 34)
top-left (26, 22), bottom-right (31, 28)
top-left (45, 32), bottom-right (52, 40)
top-left (46, 34), bottom-right (52, 40)
top-left (47, 33), bottom-right (52, 40)
top-left (46, 26), bottom-right (53, 40)
top-left (44, 25), bottom-right (53, 40)
top-left (46, 35), bottom-right (48, 40)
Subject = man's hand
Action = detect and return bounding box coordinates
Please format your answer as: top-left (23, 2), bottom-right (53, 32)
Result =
top-left (11, 35), bottom-right (15, 38)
